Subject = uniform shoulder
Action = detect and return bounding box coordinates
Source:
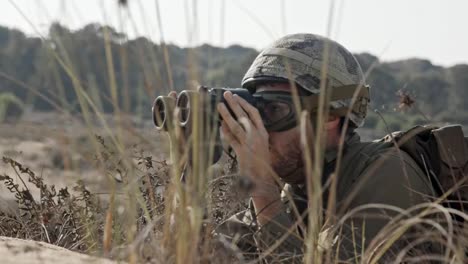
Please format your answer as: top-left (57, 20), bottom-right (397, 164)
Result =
top-left (337, 137), bottom-right (435, 204)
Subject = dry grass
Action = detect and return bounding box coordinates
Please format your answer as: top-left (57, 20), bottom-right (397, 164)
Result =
top-left (0, 125), bottom-right (248, 263)
top-left (2, 116), bottom-right (468, 263)
top-left (1, 1), bottom-right (467, 263)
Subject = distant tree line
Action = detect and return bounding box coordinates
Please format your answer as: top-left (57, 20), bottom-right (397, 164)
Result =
top-left (0, 23), bottom-right (467, 129)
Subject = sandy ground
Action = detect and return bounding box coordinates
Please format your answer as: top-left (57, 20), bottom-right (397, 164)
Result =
top-left (0, 112), bottom-right (166, 213)
top-left (0, 113), bottom-right (173, 263)
top-left (0, 236), bottom-right (119, 264)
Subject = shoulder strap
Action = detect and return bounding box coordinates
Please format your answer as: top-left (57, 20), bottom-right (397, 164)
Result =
top-left (392, 125), bottom-right (468, 212)
top-left (430, 125), bottom-right (468, 200)
top-left (338, 125), bottom-right (468, 216)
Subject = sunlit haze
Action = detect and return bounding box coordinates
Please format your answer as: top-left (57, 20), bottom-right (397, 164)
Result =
top-left (1, 0), bottom-right (467, 66)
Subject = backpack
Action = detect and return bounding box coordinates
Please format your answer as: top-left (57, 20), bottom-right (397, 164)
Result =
top-left (374, 124), bottom-right (468, 216)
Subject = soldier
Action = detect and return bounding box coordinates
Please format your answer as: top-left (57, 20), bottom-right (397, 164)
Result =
top-left (213, 33), bottom-right (437, 262)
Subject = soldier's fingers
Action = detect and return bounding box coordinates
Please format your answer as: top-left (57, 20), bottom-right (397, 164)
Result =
top-left (224, 91), bottom-right (249, 121)
top-left (238, 117), bottom-right (256, 147)
top-left (168, 91), bottom-right (177, 99)
top-left (217, 103), bottom-right (246, 143)
top-left (221, 122), bottom-right (241, 151)
top-left (236, 95), bottom-right (266, 133)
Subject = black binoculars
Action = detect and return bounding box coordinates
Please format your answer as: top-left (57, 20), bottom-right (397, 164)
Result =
top-left (152, 87), bottom-right (257, 167)
top-left (153, 85), bottom-right (307, 134)
top-left (152, 87), bottom-right (256, 131)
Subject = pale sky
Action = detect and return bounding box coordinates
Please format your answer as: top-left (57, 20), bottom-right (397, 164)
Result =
top-left (1, 0), bottom-right (467, 66)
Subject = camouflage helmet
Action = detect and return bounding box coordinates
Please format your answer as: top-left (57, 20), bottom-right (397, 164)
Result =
top-left (241, 33), bottom-right (370, 127)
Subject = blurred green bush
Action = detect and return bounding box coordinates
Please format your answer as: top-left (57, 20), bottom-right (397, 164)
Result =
top-left (0, 92), bottom-right (24, 122)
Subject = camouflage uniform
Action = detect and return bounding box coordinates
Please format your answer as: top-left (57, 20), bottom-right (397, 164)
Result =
top-left (215, 133), bottom-right (436, 262)
top-left (215, 34), bottom-right (436, 262)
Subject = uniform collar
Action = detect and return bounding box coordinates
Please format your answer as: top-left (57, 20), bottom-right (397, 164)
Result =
top-left (293, 132), bottom-right (361, 190)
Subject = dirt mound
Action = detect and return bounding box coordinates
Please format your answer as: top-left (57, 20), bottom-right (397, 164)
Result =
top-left (0, 236), bottom-right (119, 264)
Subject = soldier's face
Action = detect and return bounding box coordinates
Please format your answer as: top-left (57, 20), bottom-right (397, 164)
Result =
top-left (255, 83), bottom-right (304, 178)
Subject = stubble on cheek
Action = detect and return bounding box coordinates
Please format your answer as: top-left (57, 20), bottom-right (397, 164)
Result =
top-left (269, 136), bottom-right (303, 177)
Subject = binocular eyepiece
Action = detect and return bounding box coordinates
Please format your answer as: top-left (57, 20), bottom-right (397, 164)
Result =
top-left (152, 87), bottom-right (255, 131)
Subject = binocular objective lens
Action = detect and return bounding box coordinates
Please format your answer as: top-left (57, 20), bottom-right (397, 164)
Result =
top-left (177, 93), bottom-right (190, 124)
top-left (155, 100), bottom-right (166, 126)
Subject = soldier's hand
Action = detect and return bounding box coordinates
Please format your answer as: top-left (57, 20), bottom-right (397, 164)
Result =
top-left (218, 91), bottom-right (282, 224)
top-left (168, 91), bottom-right (177, 100)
